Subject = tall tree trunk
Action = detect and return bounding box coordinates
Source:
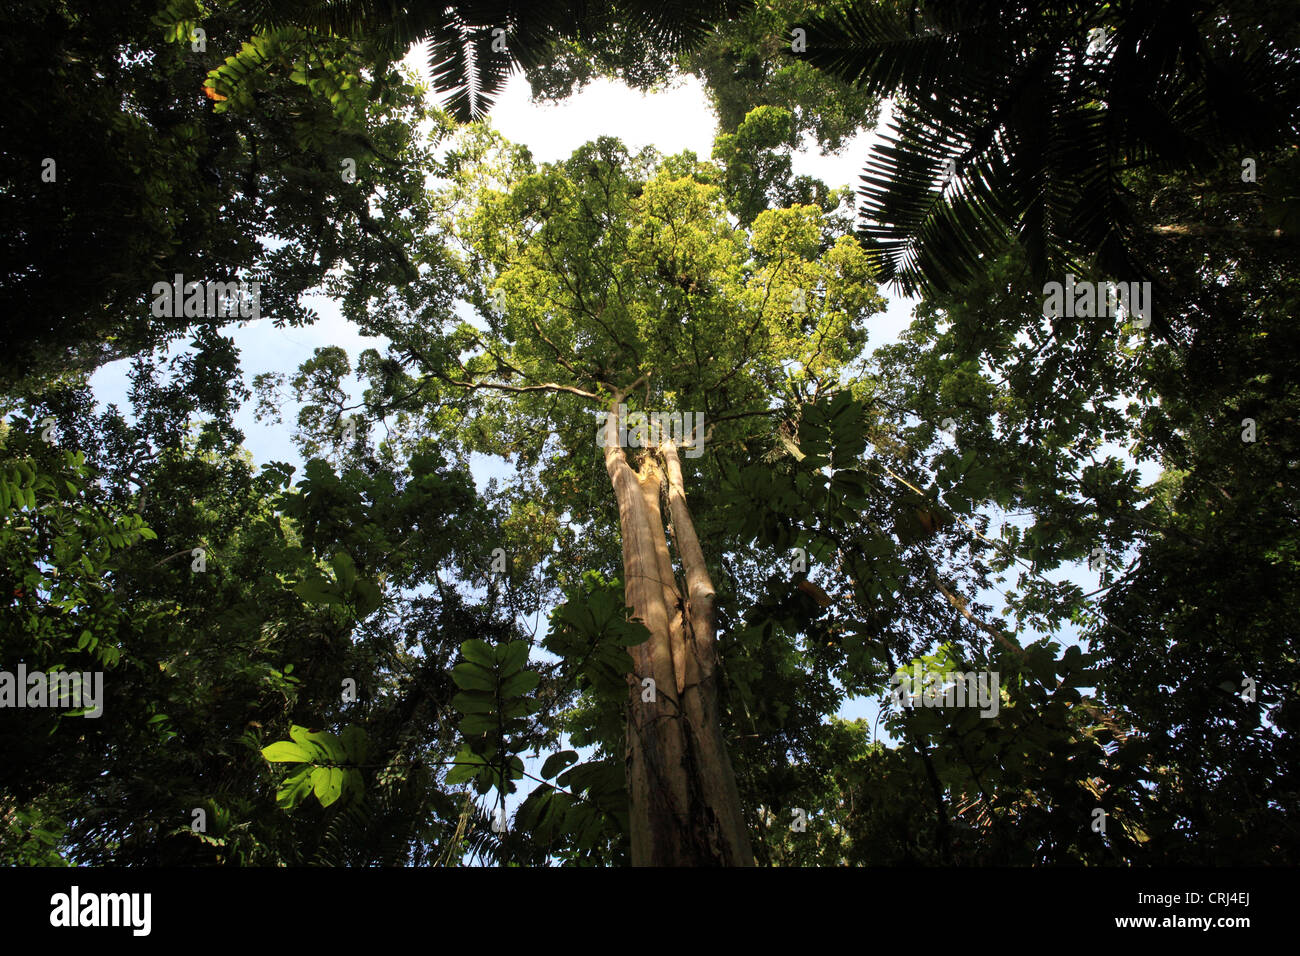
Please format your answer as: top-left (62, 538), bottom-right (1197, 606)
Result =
top-left (602, 400), bottom-right (754, 866)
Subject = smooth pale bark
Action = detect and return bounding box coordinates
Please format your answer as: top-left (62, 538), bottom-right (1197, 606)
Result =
top-left (602, 400), bottom-right (754, 866)
top-left (661, 439), bottom-right (752, 863)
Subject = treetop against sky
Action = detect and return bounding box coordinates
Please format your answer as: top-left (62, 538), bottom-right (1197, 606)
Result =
top-left (1, 0), bottom-right (1295, 868)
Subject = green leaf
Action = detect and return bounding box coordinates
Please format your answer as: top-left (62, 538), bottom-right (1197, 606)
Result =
top-left (343, 768), bottom-right (364, 801)
top-left (499, 670), bottom-right (540, 698)
top-left (353, 577), bottom-right (382, 615)
top-left (294, 577), bottom-right (343, 605)
top-left (496, 640), bottom-right (530, 674)
top-left (452, 661), bottom-right (496, 692)
top-left (501, 696), bottom-right (542, 719)
top-left (452, 690), bottom-right (496, 714)
top-left (460, 639), bottom-right (495, 668)
top-left (608, 620), bottom-right (652, 646)
top-left (458, 712), bottom-right (497, 736)
top-left (288, 725), bottom-right (329, 760)
top-left (445, 746), bottom-right (484, 785)
top-left (540, 750), bottom-right (579, 779)
top-left (300, 728), bottom-right (346, 762)
top-left (330, 551), bottom-right (357, 591)
top-left (339, 725), bottom-right (368, 764)
top-left (262, 741), bottom-right (313, 763)
top-left (311, 766), bottom-right (344, 806)
top-left (276, 767), bottom-right (313, 809)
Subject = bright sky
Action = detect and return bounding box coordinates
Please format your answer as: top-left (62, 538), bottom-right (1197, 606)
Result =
top-left (489, 73), bottom-right (719, 163)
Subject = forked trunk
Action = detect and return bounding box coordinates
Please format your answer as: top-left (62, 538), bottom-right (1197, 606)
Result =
top-left (602, 400), bottom-right (754, 866)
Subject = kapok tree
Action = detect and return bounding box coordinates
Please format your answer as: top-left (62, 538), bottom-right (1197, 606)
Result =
top-left (380, 130), bottom-right (883, 863)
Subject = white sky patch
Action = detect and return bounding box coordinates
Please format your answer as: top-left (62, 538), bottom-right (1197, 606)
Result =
top-left (788, 101), bottom-right (891, 194)
top-left (491, 73), bottom-right (718, 164)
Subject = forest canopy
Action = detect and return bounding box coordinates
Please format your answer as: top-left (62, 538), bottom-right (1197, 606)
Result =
top-left (1, 0), bottom-right (1297, 867)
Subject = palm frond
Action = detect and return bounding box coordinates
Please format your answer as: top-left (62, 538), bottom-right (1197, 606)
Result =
top-left (425, 12), bottom-right (514, 121)
top-left (796, 0), bottom-right (1300, 298)
top-left (797, 0), bottom-right (1008, 98)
